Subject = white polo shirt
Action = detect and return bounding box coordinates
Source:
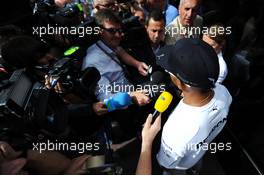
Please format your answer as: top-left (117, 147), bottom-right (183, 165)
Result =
top-left (217, 51), bottom-right (228, 84)
top-left (157, 83), bottom-right (232, 170)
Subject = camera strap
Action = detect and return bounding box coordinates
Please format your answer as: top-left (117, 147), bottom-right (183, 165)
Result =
top-left (95, 42), bottom-right (132, 81)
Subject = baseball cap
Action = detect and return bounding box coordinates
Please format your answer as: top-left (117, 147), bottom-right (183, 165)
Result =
top-left (159, 38), bottom-right (219, 89)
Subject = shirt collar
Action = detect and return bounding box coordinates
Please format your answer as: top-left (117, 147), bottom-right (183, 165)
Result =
top-left (153, 44), bottom-right (161, 54)
top-left (176, 16), bottom-right (183, 28)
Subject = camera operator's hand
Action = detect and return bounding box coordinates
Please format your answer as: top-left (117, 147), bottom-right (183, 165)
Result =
top-left (63, 154), bottom-right (90, 175)
top-left (45, 75), bottom-right (87, 104)
top-left (92, 102), bottom-right (108, 116)
top-left (45, 75), bottom-right (66, 94)
top-left (0, 142), bottom-right (28, 175)
top-left (130, 91), bottom-right (150, 106)
top-left (137, 62), bottom-right (149, 76)
top-left (0, 142), bottom-right (22, 161)
top-left (0, 158), bottom-right (28, 175)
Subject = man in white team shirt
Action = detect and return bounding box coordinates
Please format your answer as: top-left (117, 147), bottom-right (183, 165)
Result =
top-left (156, 38), bottom-right (232, 175)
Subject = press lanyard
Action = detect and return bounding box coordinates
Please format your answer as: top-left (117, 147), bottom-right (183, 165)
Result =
top-left (95, 41), bottom-right (131, 80)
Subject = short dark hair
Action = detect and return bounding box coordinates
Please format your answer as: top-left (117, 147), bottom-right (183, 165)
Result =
top-left (95, 9), bottom-right (122, 26)
top-left (1, 35), bottom-right (50, 68)
top-left (145, 10), bottom-right (166, 26)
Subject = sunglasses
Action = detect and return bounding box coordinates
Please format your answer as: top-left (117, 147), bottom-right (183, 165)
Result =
top-left (101, 26), bottom-right (124, 34)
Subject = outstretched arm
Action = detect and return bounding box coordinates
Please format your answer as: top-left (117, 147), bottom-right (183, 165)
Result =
top-left (115, 46), bottom-right (149, 76)
top-left (135, 114), bottom-right (161, 175)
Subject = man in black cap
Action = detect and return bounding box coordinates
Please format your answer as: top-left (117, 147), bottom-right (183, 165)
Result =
top-left (156, 38), bottom-right (232, 175)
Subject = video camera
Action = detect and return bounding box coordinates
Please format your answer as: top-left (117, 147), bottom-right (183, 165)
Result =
top-left (0, 69), bottom-right (69, 141)
top-left (0, 45), bottom-right (101, 140)
top-left (32, 0), bottom-right (99, 47)
top-left (48, 46), bottom-right (84, 89)
top-left (33, 0), bottom-right (84, 18)
top-left (47, 46), bottom-right (101, 97)
top-left (56, 2), bottom-right (85, 17)
top-left (32, 0), bottom-right (57, 15)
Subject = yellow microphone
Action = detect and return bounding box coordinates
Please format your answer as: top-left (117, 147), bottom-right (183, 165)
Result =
top-left (152, 91), bottom-right (173, 122)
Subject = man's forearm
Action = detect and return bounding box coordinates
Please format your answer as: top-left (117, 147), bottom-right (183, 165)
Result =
top-left (135, 143), bottom-right (152, 175)
top-left (115, 47), bottom-right (140, 68)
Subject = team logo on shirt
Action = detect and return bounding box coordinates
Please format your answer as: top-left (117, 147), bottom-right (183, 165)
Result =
top-left (212, 106), bottom-right (218, 111)
top-left (196, 117), bottom-right (227, 149)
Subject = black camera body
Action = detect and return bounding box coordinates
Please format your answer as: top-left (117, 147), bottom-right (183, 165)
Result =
top-left (48, 56), bottom-right (81, 90)
top-left (47, 46), bottom-right (101, 98)
top-left (55, 3), bottom-right (83, 17)
top-left (0, 69), bottom-right (35, 118)
top-left (0, 69), bottom-right (69, 141)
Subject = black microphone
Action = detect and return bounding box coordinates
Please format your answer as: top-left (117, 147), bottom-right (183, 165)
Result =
top-left (148, 70), bottom-right (170, 98)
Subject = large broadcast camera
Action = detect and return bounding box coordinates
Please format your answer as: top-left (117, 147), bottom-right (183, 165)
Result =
top-left (32, 0), bottom-right (99, 47)
top-left (0, 69), bottom-right (69, 141)
top-left (0, 46), bottom-right (101, 143)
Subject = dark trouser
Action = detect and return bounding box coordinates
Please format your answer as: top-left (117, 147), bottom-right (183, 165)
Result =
top-left (106, 102), bottom-right (154, 142)
top-left (163, 159), bottom-right (202, 175)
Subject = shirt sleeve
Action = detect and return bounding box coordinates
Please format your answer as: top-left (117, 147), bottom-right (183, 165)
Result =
top-left (95, 75), bottom-right (115, 101)
top-left (156, 138), bottom-right (185, 169)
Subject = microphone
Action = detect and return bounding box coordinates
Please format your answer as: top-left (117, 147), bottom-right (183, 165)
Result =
top-left (150, 70), bottom-right (167, 84)
top-left (148, 70), bottom-right (171, 98)
top-left (152, 91), bottom-right (173, 122)
top-left (104, 92), bottom-right (132, 112)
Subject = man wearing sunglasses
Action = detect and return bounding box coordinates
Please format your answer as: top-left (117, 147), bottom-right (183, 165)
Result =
top-left (82, 9), bottom-right (151, 144)
top-left (82, 9), bottom-right (150, 105)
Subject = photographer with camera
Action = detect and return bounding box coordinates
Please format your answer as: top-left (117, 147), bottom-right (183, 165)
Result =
top-left (1, 34), bottom-right (120, 173)
top-left (1, 34), bottom-right (110, 148)
top-left (1, 35), bottom-right (56, 73)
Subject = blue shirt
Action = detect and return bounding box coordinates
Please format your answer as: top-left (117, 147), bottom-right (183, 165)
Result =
top-left (82, 41), bottom-right (132, 101)
top-left (165, 4), bottom-right (179, 26)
